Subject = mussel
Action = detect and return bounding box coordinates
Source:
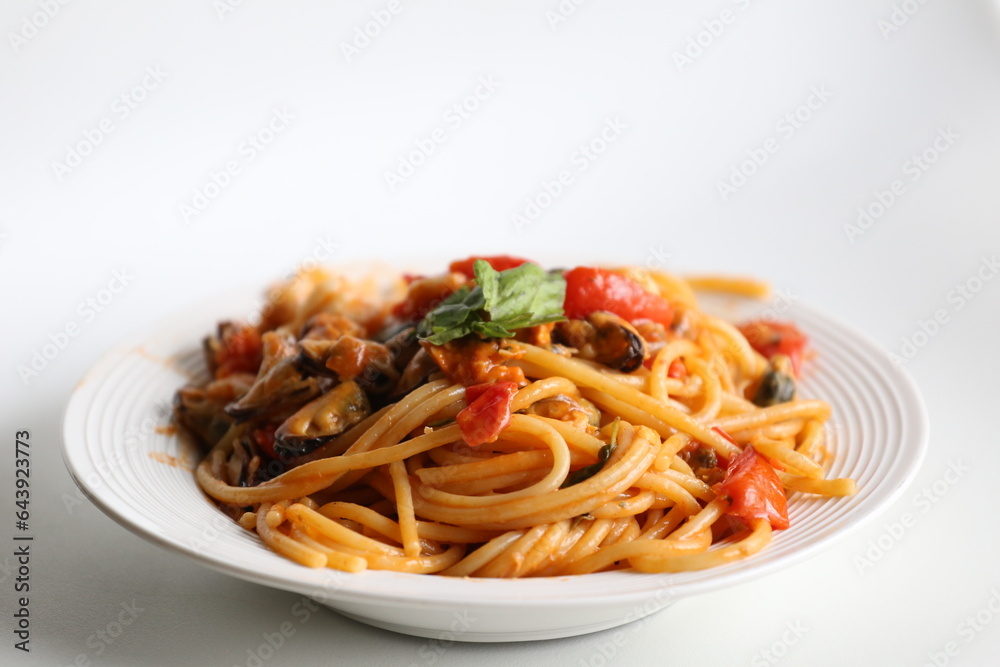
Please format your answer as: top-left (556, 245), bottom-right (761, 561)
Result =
top-left (173, 374), bottom-right (254, 448)
top-left (376, 322), bottom-right (421, 371)
top-left (751, 355), bottom-right (797, 407)
top-left (392, 348), bottom-right (439, 398)
top-left (298, 336), bottom-right (400, 395)
top-left (554, 311), bottom-right (647, 372)
top-left (273, 380), bottom-right (371, 458)
top-left (224, 331), bottom-right (321, 422)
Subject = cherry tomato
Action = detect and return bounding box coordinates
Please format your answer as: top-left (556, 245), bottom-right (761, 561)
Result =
top-left (448, 255), bottom-right (532, 279)
top-left (713, 444), bottom-right (789, 530)
top-left (738, 320), bottom-right (809, 376)
top-left (456, 381), bottom-right (519, 447)
top-left (563, 267), bottom-right (673, 326)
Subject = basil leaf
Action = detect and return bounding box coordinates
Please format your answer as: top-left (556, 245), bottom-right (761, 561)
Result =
top-left (526, 271), bottom-right (568, 324)
top-left (417, 285), bottom-right (488, 344)
top-left (561, 444), bottom-right (613, 488)
top-left (418, 260), bottom-right (566, 345)
top-left (474, 259), bottom-right (501, 308)
top-left (442, 289), bottom-right (486, 324)
top-left (481, 261), bottom-right (566, 327)
top-left (562, 419), bottom-right (620, 488)
top-left (421, 324), bottom-right (472, 346)
top-left (470, 320), bottom-right (516, 339)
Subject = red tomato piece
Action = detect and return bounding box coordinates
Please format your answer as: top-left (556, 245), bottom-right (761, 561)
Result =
top-left (456, 381), bottom-right (519, 447)
top-left (448, 255), bottom-right (532, 279)
top-left (252, 425), bottom-right (279, 460)
top-left (714, 445), bottom-right (789, 530)
top-left (667, 358), bottom-right (687, 379)
top-left (738, 320), bottom-right (809, 376)
top-left (563, 267), bottom-right (673, 327)
top-left (215, 324), bottom-right (263, 378)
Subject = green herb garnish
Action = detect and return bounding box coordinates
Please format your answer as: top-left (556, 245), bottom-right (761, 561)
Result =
top-left (562, 418), bottom-right (620, 488)
top-left (417, 260), bottom-right (566, 345)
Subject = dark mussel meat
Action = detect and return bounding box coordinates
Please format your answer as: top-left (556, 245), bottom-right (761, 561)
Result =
top-left (376, 322), bottom-right (421, 370)
top-left (298, 322), bottom-right (421, 397)
top-left (392, 347), bottom-right (439, 398)
top-left (298, 336), bottom-right (400, 395)
top-left (680, 443), bottom-right (724, 485)
top-left (174, 373), bottom-right (254, 448)
top-left (553, 311), bottom-right (647, 373)
top-left (201, 320), bottom-right (238, 377)
top-left (751, 354), bottom-right (797, 407)
top-left (224, 331), bottom-right (322, 422)
top-left (202, 332), bottom-right (221, 378)
top-left (273, 380), bottom-right (371, 458)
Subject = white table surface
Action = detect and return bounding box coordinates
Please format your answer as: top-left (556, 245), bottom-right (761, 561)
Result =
top-left (2, 1), bottom-right (999, 665)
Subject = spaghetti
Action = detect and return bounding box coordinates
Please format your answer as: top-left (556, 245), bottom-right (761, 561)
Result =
top-left (175, 255), bottom-right (856, 577)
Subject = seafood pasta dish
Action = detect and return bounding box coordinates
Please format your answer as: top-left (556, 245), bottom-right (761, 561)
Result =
top-left (174, 256), bottom-right (856, 577)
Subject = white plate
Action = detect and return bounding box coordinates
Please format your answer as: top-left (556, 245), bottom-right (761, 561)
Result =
top-left (61, 281), bottom-right (928, 642)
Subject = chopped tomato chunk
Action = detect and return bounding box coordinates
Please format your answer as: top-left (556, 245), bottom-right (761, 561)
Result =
top-left (667, 358), bottom-right (687, 379)
top-left (425, 337), bottom-right (525, 386)
top-left (738, 320), bottom-right (809, 376)
top-left (215, 324), bottom-right (263, 378)
top-left (563, 267), bottom-right (673, 327)
top-left (713, 445), bottom-right (789, 530)
top-left (456, 382), bottom-right (519, 447)
top-left (448, 255), bottom-right (532, 279)
top-left (251, 424), bottom-right (279, 460)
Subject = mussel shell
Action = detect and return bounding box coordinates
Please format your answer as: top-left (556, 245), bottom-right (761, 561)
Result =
top-left (224, 357), bottom-right (319, 422)
top-left (554, 312), bottom-right (647, 373)
top-left (588, 312), bottom-right (646, 373)
top-left (752, 369), bottom-right (796, 407)
top-left (273, 380), bottom-right (371, 458)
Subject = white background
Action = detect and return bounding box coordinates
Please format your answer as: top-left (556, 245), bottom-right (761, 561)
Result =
top-left (2, 1), bottom-right (999, 665)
